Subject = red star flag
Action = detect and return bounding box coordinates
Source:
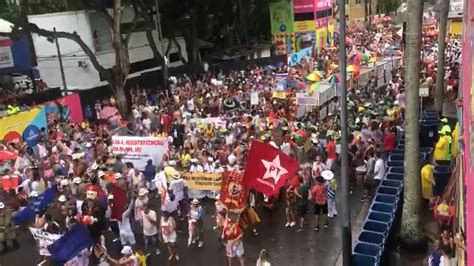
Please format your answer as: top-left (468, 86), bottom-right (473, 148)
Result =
top-left (243, 141), bottom-right (299, 196)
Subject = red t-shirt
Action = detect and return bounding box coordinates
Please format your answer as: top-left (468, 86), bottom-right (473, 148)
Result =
top-left (310, 184), bottom-right (327, 205)
top-left (384, 133), bottom-right (396, 152)
top-left (326, 141), bottom-right (337, 160)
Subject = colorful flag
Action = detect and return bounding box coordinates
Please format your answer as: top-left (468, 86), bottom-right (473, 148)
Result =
top-left (219, 171), bottom-right (249, 211)
top-left (243, 141), bottom-right (299, 196)
top-left (48, 224), bottom-right (93, 264)
top-left (12, 186), bottom-right (57, 225)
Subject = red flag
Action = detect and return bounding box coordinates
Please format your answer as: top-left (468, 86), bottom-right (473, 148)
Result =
top-left (219, 171), bottom-right (249, 211)
top-left (243, 141), bottom-right (299, 196)
top-left (111, 187), bottom-right (127, 221)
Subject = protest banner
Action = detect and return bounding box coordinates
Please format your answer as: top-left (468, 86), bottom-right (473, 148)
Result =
top-left (111, 136), bottom-right (168, 170)
top-left (194, 117), bottom-right (227, 128)
top-left (29, 227), bottom-right (62, 256)
top-left (181, 172), bottom-right (222, 191)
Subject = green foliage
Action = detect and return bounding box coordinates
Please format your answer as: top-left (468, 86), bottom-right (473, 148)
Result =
top-left (377, 0), bottom-right (400, 14)
top-left (0, 0), bottom-right (20, 22)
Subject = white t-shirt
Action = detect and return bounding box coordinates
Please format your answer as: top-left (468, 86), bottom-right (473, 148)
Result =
top-left (142, 210), bottom-right (158, 236)
top-left (374, 158), bottom-right (386, 180)
top-left (142, 118), bottom-right (152, 130)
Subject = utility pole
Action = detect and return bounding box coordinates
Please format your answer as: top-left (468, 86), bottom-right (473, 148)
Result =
top-left (53, 27), bottom-right (67, 95)
top-left (338, 0), bottom-right (351, 265)
top-left (154, 0), bottom-right (168, 90)
top-left (434, 0), bottom-right (449, 114)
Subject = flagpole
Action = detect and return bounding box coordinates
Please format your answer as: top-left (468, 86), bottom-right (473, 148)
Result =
top-left (338, 0), bottom-right (351, 265)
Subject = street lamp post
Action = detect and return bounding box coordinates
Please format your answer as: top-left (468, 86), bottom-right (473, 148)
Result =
top-left (338, 0), bottom-right (351, 265)
top-left (154, 0), bottom-right (168, 90)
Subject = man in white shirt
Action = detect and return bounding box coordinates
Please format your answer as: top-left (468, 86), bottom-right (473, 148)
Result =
top-left (142, 204), bottom-right (160, 255)
top-left (118, 200), bottom-right (136, 247)
top-left (373, 151), bottom-right (386, 188)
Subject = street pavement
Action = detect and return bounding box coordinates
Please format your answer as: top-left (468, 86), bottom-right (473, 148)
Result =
top-left (0, 175), bottom-right (370, 266)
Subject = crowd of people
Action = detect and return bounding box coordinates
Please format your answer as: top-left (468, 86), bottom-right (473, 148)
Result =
top-left (0, 19), bottom-right (463, 266)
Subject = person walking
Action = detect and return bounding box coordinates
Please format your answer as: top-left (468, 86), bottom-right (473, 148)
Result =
top-left (322, 170), bottom-right (337, 218)
top-left (294, 177), bottom-right (310, 232)
top-left (141, 203), bottom-right (160, 256)
top-left (309, 176), bottom-right (328, 231)
top-left (373, 151), bottom-right (386, 189)
top-left (160, 211), bottom-right (179, 262)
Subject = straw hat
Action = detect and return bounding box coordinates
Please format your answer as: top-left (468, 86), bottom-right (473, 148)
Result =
top-left (138, 188), bottom-right (149, 197)
top-left (171, 172), bottom-right (181, 180)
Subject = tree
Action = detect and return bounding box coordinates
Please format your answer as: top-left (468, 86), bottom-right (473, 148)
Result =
top-left (377, 0), bottom-right (400, 14)
top-left (400, 0), bottom-right (424, 247)
top-left (10, 0), bottom-right (138, 115)
top-left (434, 0), bottom-right (449, 113)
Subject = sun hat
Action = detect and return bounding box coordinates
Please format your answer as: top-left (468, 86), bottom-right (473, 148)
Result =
top-left (115, 173), bottom-right (123, 179)
top-left (138, 188), bottom-right (149, 197)
top-left (321, 170), bottom-right (335, 181)
top-left (191, 198), bottom-right (200, 205)
top-left (60, 179), bottom-right (70, 187)
top-left (171, 172), bottom-right (181, 179)
top-left (121, 246), bottom-right (133, 255)
top-left (58, 195), bottom-right (67, 202)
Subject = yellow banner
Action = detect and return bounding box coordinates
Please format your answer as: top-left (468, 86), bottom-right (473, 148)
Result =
top-left (294, 20), bottom-right (316, 32)
top-left (181, 172), bottom-right (222, 191)
top-left (272, 91), bottom-right (287, 99)
top-left (0, 107), bottom-right (45, 140)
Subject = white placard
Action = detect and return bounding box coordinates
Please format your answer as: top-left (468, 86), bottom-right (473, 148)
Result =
top-left (419, 86), bottom-right (430, 97)
top-left (296, 92), bottom-right (319, 106)
top-left (111, 136), bottom-right (168, 170)
top-left (29, 227), bottom-right (62, 256)
top-left (0, 37), bottom-right (14, 69)
top-left (251, 92), bottom-right (259, 105)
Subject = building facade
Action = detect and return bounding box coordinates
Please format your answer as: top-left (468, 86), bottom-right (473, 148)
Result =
top-left (28, 8), bottom-right (187, 91)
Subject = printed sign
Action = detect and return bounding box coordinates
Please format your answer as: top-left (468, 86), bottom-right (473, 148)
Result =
top-left (0, 107), bottom-right (48, 142)
top-left (251, 92), bottom-right (259, 105)
top-left (296, 92), bottom-right (320, 106)
top-left (181, 172), bottom-right (222, 191)
top-left (22, 125), bottom-right (41, 147)
top-left (194, 117), bottom-right (227, 128)
top-left (0, 38), bottom-right (14, 69)
top-left (29, 227), bottom-right (62, 256)
top-left (111, 136), bottom-right (168, 170)
top-left (269, 2), bottom-right (294, 34)
top-left (288, 47), bottom-right (313, 66)
top-left (294, 20), bottom-right (316, 32)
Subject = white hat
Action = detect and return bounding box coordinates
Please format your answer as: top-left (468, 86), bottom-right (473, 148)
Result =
top-left (60, 179), bottom-right (70, 187)
top-left (85, 143), bottom-right (92, 148)
top-left (108, 194), bottom-right (114, 200)
top-left (121, 246), bottom-right (133, 255)
top-left (98, 170), bottom-right (106, 178)
top-left (30, 191), bottom-right (39, 197)
top-left (115, 173), bottom-right (123, 179)
top-left (191, 198), bottom-right (200, 205)
top-left (228, 154), bottom-right (237, 166)
top-left (138, 188), bottom-right (149, 197)
top-left (322, 170), bottom-right (335, 181)
top-left (0, 202), bottom-right (4, 209)
top-left (73, 177), bottom-right (82, 184)
top-left (58, 195), bottom-right (67, 202)
top-left (168, 160), bottom-right (177, 166)
top-left (208, 157), bottom-right (214, 163)
top-left (190, 158), bottom-right (198, 163)
top-left (171, 172), bottom-right (181, 180)
top-left (393, 100), bottom-right (399, 105)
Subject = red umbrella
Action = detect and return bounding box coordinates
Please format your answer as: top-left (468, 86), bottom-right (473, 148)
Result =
top-left (99, 106), bottom-right (119, 119)
top-left (0, 150), bottom-right (18, 161)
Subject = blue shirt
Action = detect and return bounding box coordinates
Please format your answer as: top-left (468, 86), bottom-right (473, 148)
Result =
top-left (143, 164), bottom-right (156, 182)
